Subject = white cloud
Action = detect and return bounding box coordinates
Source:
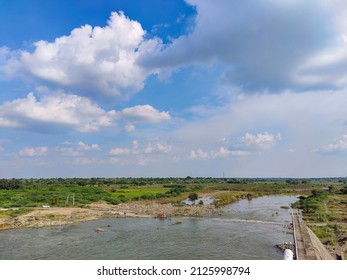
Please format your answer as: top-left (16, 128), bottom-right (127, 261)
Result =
top-left (108, 140), bottom-right (173, 167)
top-left (316, 135), bottom-right (347, 153)
top-left (111, 140), bottom-right (172, 157)
top-left (212, 147), bottom-right (231, 158)
top-left (189, 148), bottom-right (209, 160)
top-left (172, 90), bottom-right (347, 165)
top-left (0, 146), bottom-right (4, 152)
top-left (238, 132), bottom-right (282, 149)
top-left (0, 93), bottom-right (116, 133)
top-left (124, 123), bottom-right (136, 133)
top-left (145, 143), bottom-right (172, 154)
top-left (77, 141), bottom-right (101, 151)
top-left (119, 105), bottom-right (171, 123)
top-left (2, 12), bottom-right (162, 99)
top-left (230, 150), bottom-right (251, 157)
top-left (141, 0), bottom-right (343, 91)
top-left (109, 148), bottom-right (131, 156)
top-left (0, 92), bottom-right (171, 133)
top-left (19, 146), bottom-right (48, 157)
top-left (156, 143), bottom-right (172, 153)
top-left (56, 141), bottom-right (101, 157)
top-left (189, 146), bottom-right (251, 160)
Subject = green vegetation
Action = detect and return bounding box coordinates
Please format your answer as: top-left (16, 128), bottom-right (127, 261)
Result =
top-left (0, 184), bottom-right (110, 208)
top-left (0, 178), bottom-right (203, 208)
top-left (293, 186), bottom-right (347, 248)
top-left (188, 192), bottom-right (198, 201)
top-left (0, 208), bottom-right (32, 218)
top-left (1, 177), bottom-right (343, 209)
top-left (292, 190), bottom-right (329, 221)
top-left (0, 176), bottom-right (337, 210)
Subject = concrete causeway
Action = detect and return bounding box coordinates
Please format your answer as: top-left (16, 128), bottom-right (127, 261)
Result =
top-left (292, 211), bottom-right (334, 260)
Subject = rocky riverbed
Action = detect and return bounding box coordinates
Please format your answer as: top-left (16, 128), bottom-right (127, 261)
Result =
top-left (0, 200), bottom-right (221, 230)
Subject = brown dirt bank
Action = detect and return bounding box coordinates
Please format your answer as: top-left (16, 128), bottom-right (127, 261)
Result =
top-left (0, 200), bottom-right (221, 230)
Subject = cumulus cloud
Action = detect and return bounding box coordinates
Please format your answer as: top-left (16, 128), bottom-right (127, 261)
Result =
top-left (124, 123), bottom-right (136, 133)
top-left (145, 143), bottom-right (172, 154)
top-left (0, 93), bottom-right (117, 133)
top-left (212, 147), bottom-right (234, 158)
top-left (2, 12), bottom-right (162, 99)
top-left (119, 105), bottom-right (171, 123)
top-left (107, 140), bottom-right (173, 167)
top-left (238, 132), bottom-right (282, 149)
top-left (19, 146), bottom-right (48, 157)
top-left (110, 140), bottom-right (172, 158)
top-left (141, 0), bottom-right (344, 91)
top-left (0, 92), bottom-right (171, 133)
top-left (189, 148), bottom-right (209, 160)
top-left (172, 89), bottom-right (347, 174)
top-left (189, 146), bottom-right (249, 160)
top-left (77, 141), bottom-right (101, 151)
top-left (56, 141), bottom-right (101, 157)
top-left (316, 135), bottom-right (347, 153)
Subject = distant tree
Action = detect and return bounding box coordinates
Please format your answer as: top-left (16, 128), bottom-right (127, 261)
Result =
top-left (77, 179), bottom-right (88, 186)
top-left (0, 179), bottom-right (22, 190)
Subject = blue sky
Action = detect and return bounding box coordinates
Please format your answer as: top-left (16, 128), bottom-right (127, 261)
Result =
top-left (1, 0), bottom-right (347, 178)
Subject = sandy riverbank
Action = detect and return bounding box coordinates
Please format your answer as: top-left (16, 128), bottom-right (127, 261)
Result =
top-left (0, 200), bottom-right (221, 230)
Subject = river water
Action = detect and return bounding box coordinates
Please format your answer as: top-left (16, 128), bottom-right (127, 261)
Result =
top-left (0, 196), bottom-right (298, 260)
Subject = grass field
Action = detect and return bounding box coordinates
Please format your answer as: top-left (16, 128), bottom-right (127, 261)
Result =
top-left (0, 179), bottom-right (197, 207)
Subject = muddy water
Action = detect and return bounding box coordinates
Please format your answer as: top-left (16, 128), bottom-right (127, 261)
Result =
top-left (0, 196), bottom-right (297, 260)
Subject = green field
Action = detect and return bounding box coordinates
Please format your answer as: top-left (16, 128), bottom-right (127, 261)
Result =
top-left (0, 178), bottom-right (198, 208)
top-left (0, 177), bottom-right (342, 208)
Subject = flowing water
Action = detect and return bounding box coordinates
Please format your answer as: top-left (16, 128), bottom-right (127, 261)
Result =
top-left (0, 196), bottom-right (297, 260)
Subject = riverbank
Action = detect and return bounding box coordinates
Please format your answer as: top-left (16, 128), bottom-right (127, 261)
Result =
top-left (0, 200), bottom-right (221, 230)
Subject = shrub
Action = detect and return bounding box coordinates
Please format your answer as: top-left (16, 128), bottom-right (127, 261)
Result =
top-left (105, 197), bottom-right (120, 205)
top-left (188, 192), bottom-right (198, 201)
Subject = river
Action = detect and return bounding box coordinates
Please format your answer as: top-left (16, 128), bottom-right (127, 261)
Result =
top-left (0, 196), bottom-right (298, 260)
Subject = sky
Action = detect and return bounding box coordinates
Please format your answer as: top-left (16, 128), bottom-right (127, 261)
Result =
top-left (1, 0), bottom-right (347, 178)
